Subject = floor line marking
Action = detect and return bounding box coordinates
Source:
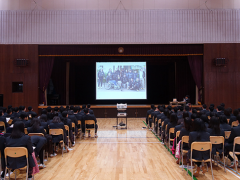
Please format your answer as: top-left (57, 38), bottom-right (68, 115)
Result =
top-left (76, 142), bottom-right (161, 144)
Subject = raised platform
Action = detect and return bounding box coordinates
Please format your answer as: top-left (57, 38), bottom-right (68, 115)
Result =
top-left (38, 104), bottom-right (202, 118)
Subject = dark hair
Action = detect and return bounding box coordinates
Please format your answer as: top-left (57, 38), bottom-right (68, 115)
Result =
top-left (228, 108), bottom-right (233, 114)
top-left (200, 114), bottom-right (208, 124)
top-left (191, 113), bottom-right (197, 120)
top-left (170, 113), bottom-right (178, 124)
top-left (217, 106), bottom-right (223, 111)
top-left (193, 118), bottom-right (206, 140)
top-left (87, 104), bottom-right (91, 108)
top-left (185, 106), bottom-right (190, 111)
top-left (208, 116), bottom-right (221, 135)
top-left (73, 107), bottom-right (78, 113)
top-left (52, 116), bottom-right (61, 123)
top-left (210, 104), bottom-right (215, 107)
top-left (54, 107), bottom-right (59, 112)
top-left (210, 112), bottom-right (216, 117)
top-left (202, 104), bottom-right (207, 109)
top-left (82, 105), bottom-right (86, 109)
top-left (224, 109), bottom-right (230, 116)
top-left (2, 107), bottom-right (6, 113)
top-left (182, 112), bottom-right (189, 119)
top-left (84, 108), bottom-right (89, 114)
top-left (237, 114), bottom-right (240, 123)
top-left (60, 107), bottom-right (65, 113)
top-left (233, 109), bottom-right (239, 117)
top-left (173, 107), bottom-right (178, 113)
top-left (164, 109), bottom-right (168, 116)
top-left (32, 112), bottom-right (37, 118)
top-left (62, 111), bottom-right (68, 118)
top-left (219, 115), bottom-right (228, 124)
top-left (15, 107), bottom-right (19, 112)
top-left (28, 106), bottom-right (32, 111)
top-left (179, 106), bottom-right (184, 111)
top-left (184, 117), bottom-right (192, 131)
top-left (40, 114), bottom-right (47, 122)
top-left (0, 110), bottom-right (2, 116)
top-left (10, 121), bottom-right (25, 139)
top-left (70, 105), bottom-right (74, 110)
top-left (167, 105), bottom-right (172, 111)
top-left (209, 106), bottom-right (214, 112)
top-left (30, 118), bottom-right (41, 131)
top-left (46, 106), bottom-right (52, 112)
top-left (20, 112), bottom-right (27, 119)
top-left (7, 109), bottom-right (12, 114)
top-left (151, 104), bottom-right (155, 109)
top-left (192, 109), bottom-right (197, 114)
top-left (66, 105), bottom-right (69, 109)
top-left (41, 109), bottom-right (47, 114)
top-left (8, 105), bottom-right (12, 110)
top-left (220, 103), bottom-right (225, 107)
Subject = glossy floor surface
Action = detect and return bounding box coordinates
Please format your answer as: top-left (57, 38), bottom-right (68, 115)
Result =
top-left (12, 118), bottom-right (240, 179)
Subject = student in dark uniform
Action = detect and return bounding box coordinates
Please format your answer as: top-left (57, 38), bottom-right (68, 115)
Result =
top-left (188, 118), bottom-right (210, 177)
top-left (81, 108), bottom-right (98, 138)
top-left (146, 104), bottom-right (155, 129)
top-left (219, 115), bottom-right (231, 131)
top-left (5, 121), bottom-right (35, 180)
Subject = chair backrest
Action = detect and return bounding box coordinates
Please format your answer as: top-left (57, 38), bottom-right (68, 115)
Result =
top-left (49, 129), bottom-right (64, 136)
top-left (227, 119), bottom-right (230, 124)
top-left (210, 136), bottom-right (224, 145)
top-left (78, 120), bottom-right (81, 125)
top-left (161, 121), bottom-right (164, 128)
top-left (72, 122), bottom-right (75, 128)
top-left (181, 136), bottom-right (189, 144)
top-left (165, 124), bottom-right (168, 131)
top-left (28, 133), bottom-right (44, 137)
top-left (85, 120), bottom-right (95, 125)
top-left (232, 120), bottom-right (239, 127)
top-left (158, 119), bottom-right (161, 124)
top-left (191, 142), bottom-right (212, 152)
top-left (234, 137), bottom-right (240, 146)
top-left (24, 128), bottom-right (28, 134)
top-left (208, 116), bottom-right (210, 120)
top-left (0, 121), bottom-right (5, 127)
top-left (225, 131), bottom-right (231, 139)
top-left (148, 114), bottom-right (151, 119)
top-left (4, 147), bottom-right (28, 158)
top-left (64, 125), bottom-right (69, 131)
top-left (169, 128), bottom-right (175, 135)
top-left (176, 131), bottom-right (180, 140)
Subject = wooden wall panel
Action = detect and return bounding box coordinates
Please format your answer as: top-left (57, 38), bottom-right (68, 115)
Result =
top-left (203, 43), bottom-right (240, 110)
top-left (0, 45), bottom-right (39, 113)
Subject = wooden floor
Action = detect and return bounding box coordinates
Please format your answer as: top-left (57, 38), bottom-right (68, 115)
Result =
top-left (13, 118), bottom-right (240, 179)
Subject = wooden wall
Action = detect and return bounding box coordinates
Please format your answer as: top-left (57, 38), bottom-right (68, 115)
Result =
top-left (0, 45), bottom-right (39, 112)
top-left (203, 43), bottom-right (240, 110)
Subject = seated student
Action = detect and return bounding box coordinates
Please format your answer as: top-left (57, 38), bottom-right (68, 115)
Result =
top-left (216, 106), bottom-right (224, 117)
top-left (224, 109), bottom-right (231, 119)
top-left (219, 115), bottom-right (231, 131)
top-left (225, 114), bottom-right (240, 167)
top-left (16, 112), bottom-right (31, 128)
top-left (176, 117), bottom-right (192, 164)
top-left (82, 108), bottom-right (98, 138)
top-left (209, 106), bottom-right (214, 113)
top-left (229, 109), bottom-right (239, 125)
top-left (0, 135), bottom-right (6, 179)
top-left (5, 109), bottom-right (12, 118)
top-left (0, 110), bottom-right (9, 132)
top-left (220, 103), bottom-right (225, 111)
top-left (210, 104), bottom-right (217, 113)
top-left (68, 111), bottom-right (78, 138)
top-left (177, 106), bottom-right (184, 119)
top-left (188, 118), bottom-right (210, 177)
top-left (207, 116), bottom-right (224, 156)
top-left (191, 113), bottom-right (197, 121)
top-left (200, 104), bottom-right (209, 116)
top-left (46, 106), bottom-right (53, 120)
top-left (146, 104), bottom-right (154, 129)
top-left (49, 116), bottom-right (68, 153)
top-left (27, 106), bottom-right (36, 119)
top-left (177, 112), bottom-right (189, 125)
top-left (166, 113), bottom-right (178, 142)
top-left (200, 114), bottom-right (209, 128)
top-left (61, 111), bottom-right (74, 146)
top-left (184, 106), bottom-right (192, 117)
top-left (162, 110), bottom-right (171, 139)
top-left (87, 104), bottom-right (94, 114)
top-left (27, 118), bottom-right (45, 134)
top-left (2, 107), bottom-right (7, 117)
top-left (5, 121), bottom-right (35, 180)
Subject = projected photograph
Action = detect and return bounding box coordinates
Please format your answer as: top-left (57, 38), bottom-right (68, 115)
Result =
top-left (96, 62), bottom-right (147, 100)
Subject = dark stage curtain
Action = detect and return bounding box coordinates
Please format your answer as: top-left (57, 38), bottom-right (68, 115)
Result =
top-left (188, 56), bottom-right (203, 102)
top-left (39, 57), bottom-right (55, 104)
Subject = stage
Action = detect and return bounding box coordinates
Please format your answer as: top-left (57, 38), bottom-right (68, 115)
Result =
top-left (38, 104), bottom-right (202, 118)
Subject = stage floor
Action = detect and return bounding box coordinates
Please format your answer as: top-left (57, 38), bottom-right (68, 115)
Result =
top-left (15, 118), bottom-right (239, 180)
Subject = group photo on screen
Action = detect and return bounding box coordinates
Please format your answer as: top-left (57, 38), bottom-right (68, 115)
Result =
top-left (96, 62), bottom-right (147, 100)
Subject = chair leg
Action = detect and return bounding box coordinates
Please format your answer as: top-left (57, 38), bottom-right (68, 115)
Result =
top-left (234, 152), bottom-right (238, 173)
top-left (223, 153), bottom-right (226, 172)
top-left (210, 159), bottom-right (214, 180)
top-left (62, 142), bottom-right (63, 157)
top-left (181, 153), bottom-right (183, 171)
top-left (186, 162), bottom-right (188, 175)
top-left (8, 170), bottom-right (10, 180)
top-left (15, 169), bottom-right (16, 180)
top-left (4, 167), bottom-right (7, 180)
top-left (26, 166), bottom-right (28, 180)
top-left (191, 160), bottom-right (193, 180)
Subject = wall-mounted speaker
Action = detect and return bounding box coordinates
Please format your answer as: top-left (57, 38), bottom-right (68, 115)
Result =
top-left (15, 59), bottom-right (29, 67)
top-left (214, 58), bottom-right (228, 67)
